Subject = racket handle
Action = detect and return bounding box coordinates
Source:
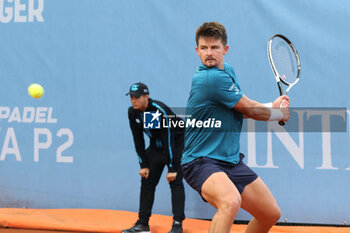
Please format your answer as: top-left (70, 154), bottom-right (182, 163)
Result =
top-left (277, 82), bottom-right (283, 96)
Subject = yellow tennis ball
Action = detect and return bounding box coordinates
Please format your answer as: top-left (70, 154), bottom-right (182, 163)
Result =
top-left (28, 84), bottom-right (44, 99)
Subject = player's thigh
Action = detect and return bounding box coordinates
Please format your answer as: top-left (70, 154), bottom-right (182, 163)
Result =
top-left (240, 177), bottom-right (280, 220)
top-left (201, 172), bottom-right (241, 209)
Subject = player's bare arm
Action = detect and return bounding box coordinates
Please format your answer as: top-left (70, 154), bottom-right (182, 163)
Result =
top-left (234, 94), bottom-right (290, 121)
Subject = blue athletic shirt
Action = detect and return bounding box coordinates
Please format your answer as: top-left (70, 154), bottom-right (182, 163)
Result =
top-left (181, 63), bottom-right (243, 165)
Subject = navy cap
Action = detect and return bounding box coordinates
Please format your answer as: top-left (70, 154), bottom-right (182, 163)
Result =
top-left (126, 82), bottom-right (150, 97)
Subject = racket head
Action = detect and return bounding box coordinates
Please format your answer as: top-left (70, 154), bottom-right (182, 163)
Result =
top-left (267, 34), bottom-right (301, 86)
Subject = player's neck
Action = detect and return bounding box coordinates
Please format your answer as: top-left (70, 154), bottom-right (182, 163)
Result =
top-left (217, 62), bottom-right (225, 70)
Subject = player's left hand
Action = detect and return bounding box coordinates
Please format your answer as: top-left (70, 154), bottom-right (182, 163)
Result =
top-left (166, 172), bottom-right (177, 183)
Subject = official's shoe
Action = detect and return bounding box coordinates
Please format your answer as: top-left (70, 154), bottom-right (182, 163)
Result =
top-left (121, 221), bottom-right (151, 233)
top-left (168, 221), bottom-right (183, 233)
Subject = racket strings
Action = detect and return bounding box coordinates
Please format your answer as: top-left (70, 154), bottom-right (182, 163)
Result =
top-left (270, 38), bottom-right (298, 84)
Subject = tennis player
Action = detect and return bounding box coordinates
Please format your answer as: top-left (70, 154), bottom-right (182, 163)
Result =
top-left (123, 82), bottom-right (185, 233)
top-left (181, 22), bottom-right (290, 233)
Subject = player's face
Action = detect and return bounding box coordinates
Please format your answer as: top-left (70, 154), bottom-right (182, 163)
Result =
top-left (196, 36), bottom-right (229, 70)
top-left (130, 94), bottom-right (149, 111)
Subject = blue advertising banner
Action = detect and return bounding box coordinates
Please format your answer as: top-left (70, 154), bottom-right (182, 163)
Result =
top-left (0, 0), bottom-right (349, 225)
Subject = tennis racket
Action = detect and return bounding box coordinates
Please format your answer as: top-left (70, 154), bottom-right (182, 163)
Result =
top-left (267, 34), bottom-right (301, 126)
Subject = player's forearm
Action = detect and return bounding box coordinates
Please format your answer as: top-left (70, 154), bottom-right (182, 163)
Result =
top-left (242, 101), bottom-right (271, 120)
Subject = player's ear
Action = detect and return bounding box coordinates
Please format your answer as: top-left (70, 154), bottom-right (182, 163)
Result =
top-left (144, 94), bottom-right (149, 100)
top-left (224, 45), bottom-right (229, 54)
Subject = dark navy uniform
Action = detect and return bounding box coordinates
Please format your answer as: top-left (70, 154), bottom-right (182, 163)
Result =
top-left (128, 98), bottom-right (185, 225)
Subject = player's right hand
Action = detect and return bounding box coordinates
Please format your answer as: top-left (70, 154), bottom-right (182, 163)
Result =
top-left (280, 99), bottom-right (290, 122)
top-left (139, 168), bottom-right (150, 179)
top-left (272, 95), bottom-right (290, 108)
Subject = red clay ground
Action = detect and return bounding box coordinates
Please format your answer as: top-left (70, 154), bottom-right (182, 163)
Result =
top-left (0, 208), bottom-right (348, 233)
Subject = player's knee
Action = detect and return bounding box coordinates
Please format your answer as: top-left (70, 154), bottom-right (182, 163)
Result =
top-left (218, 195), bottom-right (241, 215)
top-left (266, 206), bottom-right (281, 224)
top-left (271, 206), bottom-right (282, 223)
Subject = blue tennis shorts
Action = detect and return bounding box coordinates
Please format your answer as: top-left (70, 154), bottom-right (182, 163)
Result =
top-left (181, 153), bottom-right (258, 201)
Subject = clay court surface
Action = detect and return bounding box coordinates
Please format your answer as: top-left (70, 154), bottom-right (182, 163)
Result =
top-left (0, 208), bottom-right (348, 233)
top-left (0, 230), bottom-right (78, 233)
